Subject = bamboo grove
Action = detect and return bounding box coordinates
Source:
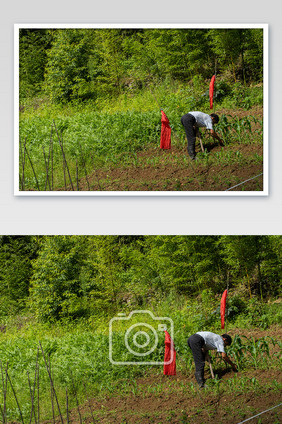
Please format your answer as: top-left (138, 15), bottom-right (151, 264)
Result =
top-left (0, 236), bottom-right (280, 323)
top-left (19, 28), bottom-right (263, 104)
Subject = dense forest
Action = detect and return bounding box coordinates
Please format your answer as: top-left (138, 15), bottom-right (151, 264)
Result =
top-left (0, 235), bottom-right (280, 323)
top-left (19, 27), bottom-right (264, 104)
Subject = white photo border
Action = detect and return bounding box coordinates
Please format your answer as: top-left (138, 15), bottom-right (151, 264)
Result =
top-left (14, 23), bottom-right (268, 197)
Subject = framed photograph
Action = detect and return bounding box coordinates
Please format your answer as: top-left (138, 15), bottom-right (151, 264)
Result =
top-left (14, 24), bottom-right (268, 196)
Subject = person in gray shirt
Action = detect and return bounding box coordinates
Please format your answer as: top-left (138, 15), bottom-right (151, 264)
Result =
top-left (181, 111), bottom-right (223, 160)
top-left (188, 331), bottom-right (237, 388)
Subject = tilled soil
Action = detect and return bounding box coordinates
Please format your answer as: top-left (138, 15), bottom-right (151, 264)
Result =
top-left (75, 106), bottom-right (264, 192)
top-left (43, 326), bottom-right (281, 424)
top-left (79, 143), bottom-right (263, 192)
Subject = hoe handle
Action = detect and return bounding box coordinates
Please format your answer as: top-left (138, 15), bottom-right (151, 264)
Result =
top-left (197, 130), bottom-right (204, 153)
top-left (205, 353), bottom-right (215, 379)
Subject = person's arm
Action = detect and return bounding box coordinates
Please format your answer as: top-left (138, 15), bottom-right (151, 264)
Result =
top-left (210, 129), bottom-right (224, 145)
top-left (221, 352), bottom-right (238, 371)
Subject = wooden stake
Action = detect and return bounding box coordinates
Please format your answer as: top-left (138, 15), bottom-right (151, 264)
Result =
top-left (0, 361), bottom-right (8, 424)
top-left (7, 371), bottom-right (25, 424)
top-left (21, 138), bottom-right (27, 191)
top-left (76, 159), bottom-right (79, 191)
top-left (39, 342), bottom-right (64, 424)
top-left (66, 388), bottom-right (69, 424)
top-left (71, 371), bottom-right (82, 424)
top-left (53, 120), bottom-right (74, 191)
top-left (43, 146), bottom-right (51, 191)
top-left (37, 352), bottom-right (40, 424)
top-left (25, 146), bottom-right (40, 191)
top-left (27, 371), bottom-right (37, 424)
top-left (90, 154), bottom-right (102, 191)
top-left (82, 383), bottom-right (96, 424)
top-left (78, 142), bottom-right (90, 190)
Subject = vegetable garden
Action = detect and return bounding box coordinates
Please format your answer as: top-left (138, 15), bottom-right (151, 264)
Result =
top-left (18, 27), bottom-right (265, 192)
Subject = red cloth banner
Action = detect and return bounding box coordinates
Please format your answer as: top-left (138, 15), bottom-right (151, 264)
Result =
top-left (220, 289), bottom-right (228, 329)
top-left (163, 330), bottom-right (176, 375)
top-left (160, 110), bottom-right (171, 149)
top-left (209, 75), bottom-right (216, 109)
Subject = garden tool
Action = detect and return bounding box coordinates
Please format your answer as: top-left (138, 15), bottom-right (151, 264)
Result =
top-left (205, 352), bottom-right (214, 379)
top-left (196, 129), bottom-right (204, 153)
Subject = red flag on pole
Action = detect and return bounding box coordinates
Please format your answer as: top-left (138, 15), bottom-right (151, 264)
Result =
top-left (220, 289), bottom-right (228, 329)
top-left (163, 330), bottom-right (176, 375)
top-left (160, 110), bottom-right (171, 149)
top-left (209, 75), bottom-right (216, 110)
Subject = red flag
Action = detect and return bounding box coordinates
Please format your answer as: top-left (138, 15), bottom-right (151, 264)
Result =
top-left (220, 289), bottom-right (228, 329)
top-left (160, 110), bottom-right (171, 149)
top-left (163, 330), bottom-right (176, 375)
top-left (209, 75), bottom-right (216, 109)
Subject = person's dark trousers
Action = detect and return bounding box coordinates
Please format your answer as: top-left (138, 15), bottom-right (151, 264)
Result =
top-left (181, 113), bottom-right (197, 159)
top-left (188, 334), bottom-right (206, 387)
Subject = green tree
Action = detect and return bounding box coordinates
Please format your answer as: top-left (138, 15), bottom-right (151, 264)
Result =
top-left (219, 235), bottom-right (267, 298)
top-left (29, 236), bottom-right (88, 321)
top-left (19, 29), bottom-right (52, 100)
top-left (43, 29), bottom-right (94, 102)
top-left (207, 28), bottom-right (263, 83)
top-left (0, 236), bottom-right (39, 314)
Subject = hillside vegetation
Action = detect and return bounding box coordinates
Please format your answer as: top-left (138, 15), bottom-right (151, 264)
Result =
top-left (18, 28), bottom-right (265, 191)
top-left (0, 236), bottom-right (281, 421)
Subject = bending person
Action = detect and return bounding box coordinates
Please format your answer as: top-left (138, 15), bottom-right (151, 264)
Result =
top-left (181, 111), bottom-right (223, 160)
top-left (188, 331), bottom-right (237, 388)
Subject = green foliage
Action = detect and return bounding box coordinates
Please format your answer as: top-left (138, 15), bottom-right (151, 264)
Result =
top-left (208, 28), bottom-right (263, 82)
top-left (43, 29), bottom-right (95, 103)
top-left (19, 75), bottom-right (263, 192)
top-left (19, 29), bottom-right (52, 100)
top-left (1, 235), bottom-right (281, 323)
top-left (19, 27), bottom-right (264, 105)
top-left (19, 109), bottom-right (162, 190)
top-left (0, 236), bottom-right (39, 315)
top-left (0, 306), bottom-right (280, 422)
top-left (29, 236), bottom-right (88, 321)
top-left (227, 335), bottom-right (280, 370)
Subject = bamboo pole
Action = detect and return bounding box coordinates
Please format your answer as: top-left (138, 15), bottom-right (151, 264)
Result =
top-left (90, 154), bottom-right (102, 191)
top-left (78, 142), bottom-right (91, 190)
top-left (37, 351), bottom-right (40, 424)
top-left (25, 146), bottom-right (40, 191)
top-left (49, 354), bottom-right (55, 424)
top-left (53, 120), bottom-right (74, 191)
top-left (0, 405), bottom-right (5, 424)
top-left (82, 383), bottom-right (96, 424)
top-left (19, 137), bottom-right (24, 191)
top-left (27, 371), bottom-right (37, 424)
top-left (0, 362), bottom-right (7, 424)
top-left (76, 159), bottom-right (79, 191)
top-left (39, 342), bottom-right (64, 424)
top-left (21, 138), bottom-right (27, 191)
top-left (62, 133), bottom-right (67, 190)
top-left (7, 371), bottom-right (25, 424)
top-left (50, 125), bottom-right (54, 191)
top-left (43, 146), bottom-right (51, 191)
top-left (66, 388), bottom-right (69, 424)
top-left (71, 371), bottom-right (82, 424)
